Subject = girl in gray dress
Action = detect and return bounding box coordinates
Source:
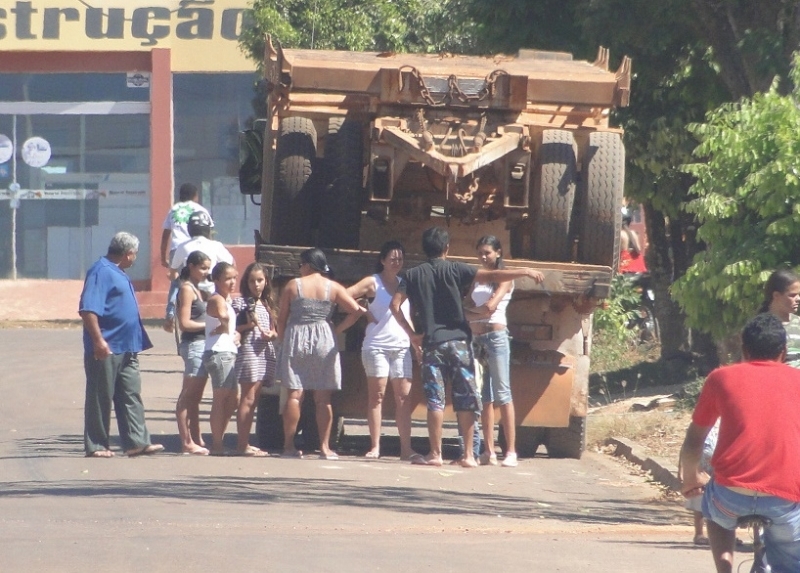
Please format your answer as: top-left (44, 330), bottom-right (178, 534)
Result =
top-left (276, 248), bottom-right (365, 459)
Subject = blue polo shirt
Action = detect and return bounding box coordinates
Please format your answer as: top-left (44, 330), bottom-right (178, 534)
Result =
top-left (79, 257), bottom-right (153, 355)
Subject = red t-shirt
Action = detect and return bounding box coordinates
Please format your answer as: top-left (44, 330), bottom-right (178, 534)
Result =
top-left (693, 360), bottom-right (800, 502)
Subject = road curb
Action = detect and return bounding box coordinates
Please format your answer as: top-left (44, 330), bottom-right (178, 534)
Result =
top-left (604, 437), bottom-right (681, 492)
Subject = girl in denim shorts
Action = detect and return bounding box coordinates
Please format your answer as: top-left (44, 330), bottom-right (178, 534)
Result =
top-left (203, 262), bottom-right (239, 455)
top-left (175, 250), bottom-right (212, 455)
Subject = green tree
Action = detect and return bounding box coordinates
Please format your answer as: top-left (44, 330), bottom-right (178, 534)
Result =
top-left (463, 0), bottom-right (800, 361)
top-left (672, 60), bottom-right (800, 340)
top-left (240, 0), bottom-right (478, 63)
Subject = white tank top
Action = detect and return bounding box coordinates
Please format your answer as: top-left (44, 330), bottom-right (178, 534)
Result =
top-left (363, 274), bottom-right (411, 350)
top-left (470, 282), bottom-right (513, 326)
top-left (205, 298), bottom-right (238, 353)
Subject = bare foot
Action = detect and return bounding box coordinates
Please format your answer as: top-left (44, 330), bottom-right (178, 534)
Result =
top-left (460, 458), bottom-right (478, 468)
top-left (235, 446), bottom-right (269, 457)
top-left (87, 449), bottom-right (114, 458)
top-left (411, 454), bottom-right (443, 466)
top-left (182, 446), bottom-right (209, 456)
top-left (364, 449), bottom-right (380, 459)
top-left (126, 444), bottom-right (165, 457)
top-left (400, 451), bottom-right (421, 461)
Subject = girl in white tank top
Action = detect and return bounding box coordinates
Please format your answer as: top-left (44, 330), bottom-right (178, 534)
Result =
top-left (204, 262), bottom-right (239, 455)
top-left (465, 235), bottom-right (518, 468)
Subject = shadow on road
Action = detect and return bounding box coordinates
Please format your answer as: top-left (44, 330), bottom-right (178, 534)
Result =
top-left (0, 469), bottom-right (683, 528)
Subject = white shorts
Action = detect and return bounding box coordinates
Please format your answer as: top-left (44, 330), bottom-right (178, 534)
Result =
top-left (361, 347), bottom-right (412, 379)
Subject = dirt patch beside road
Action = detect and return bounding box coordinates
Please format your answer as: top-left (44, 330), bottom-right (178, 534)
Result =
top-left (588, 388), bottom-right (690, 463)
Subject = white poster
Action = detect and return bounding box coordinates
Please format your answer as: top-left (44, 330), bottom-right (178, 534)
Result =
top-left (21, 137), bottom-right (51, 168)
top-left (0, 134), bottom-right (12, 164)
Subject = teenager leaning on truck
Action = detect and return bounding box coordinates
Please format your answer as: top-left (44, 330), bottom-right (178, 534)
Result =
top-left (465, 235), bottom-right (518, 467)
top-left (390, 227), bottom-right (544, 468)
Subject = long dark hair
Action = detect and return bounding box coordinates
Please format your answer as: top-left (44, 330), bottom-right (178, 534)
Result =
top-left (758, 269), bottom-right (800, 313)
top-left (375, 240), bottom-right (405, 273)
top-left (475, 235), bottom-right (505, 269)
top-left (300, 248), bottom-right (331, 276)
top-left (179, 250), bottom-right (211, 281)
top-left (240, 262), bottom-right (276, 320)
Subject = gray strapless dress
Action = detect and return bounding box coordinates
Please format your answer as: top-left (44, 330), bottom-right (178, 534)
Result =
top-left (277, 278), bottom-right (341, 391)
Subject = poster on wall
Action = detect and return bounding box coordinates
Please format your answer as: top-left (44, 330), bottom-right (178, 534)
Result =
top-left (0, 135), bottom-right (13, 164)
top-left (21, 137), bottom-right (52, 168)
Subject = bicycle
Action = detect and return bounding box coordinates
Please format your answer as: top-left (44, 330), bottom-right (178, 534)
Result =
top-left (736, 515), bottom-right (772, 573)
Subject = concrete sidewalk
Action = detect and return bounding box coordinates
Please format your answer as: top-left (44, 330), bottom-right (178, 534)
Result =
top-left (0, 279), bottom-right (168, 321)
top-left (0, 279), bottom-right (85, 322)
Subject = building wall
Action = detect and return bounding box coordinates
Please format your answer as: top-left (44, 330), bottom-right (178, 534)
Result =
top-left (0, 0), bottom-right (260, 288)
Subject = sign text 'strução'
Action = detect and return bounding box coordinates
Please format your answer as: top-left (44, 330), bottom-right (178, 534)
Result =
top-left (0, 2), bottom-right (252, 47)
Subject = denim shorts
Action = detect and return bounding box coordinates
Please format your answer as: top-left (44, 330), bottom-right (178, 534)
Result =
top-left (472, 329), bottom-right (512, 406)
top-left (361, 347), bottom-right (412, 379)
top-left (179, 339), bottom-right (207, 378)
top-left (703, 479), bottom-right (800, 573)
top-left (203, 350), bottom-right (237, 390)
top-left (421, 340), bottom-right (481, 413)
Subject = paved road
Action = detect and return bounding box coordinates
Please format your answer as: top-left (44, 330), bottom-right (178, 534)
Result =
top-left (0, 326), bottom-right (711, 572)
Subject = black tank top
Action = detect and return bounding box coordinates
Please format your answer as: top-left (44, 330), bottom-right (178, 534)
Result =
top-left (180, 283), bottom-right (207, 343)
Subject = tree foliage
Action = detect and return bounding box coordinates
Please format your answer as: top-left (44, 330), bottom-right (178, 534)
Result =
top-left (671, 59), bottom-right (800, 340)
top-left (240, 0), bottom-right (478, 64)
top-left (239, 0), bottom-right (800, 350)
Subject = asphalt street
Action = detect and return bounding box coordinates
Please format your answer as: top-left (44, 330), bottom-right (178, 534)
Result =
top-left (0, 326), bottom-right (712, 572)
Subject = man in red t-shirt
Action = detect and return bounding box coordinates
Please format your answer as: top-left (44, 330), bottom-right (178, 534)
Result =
top-left (680, 313), bottom-right (800, 573)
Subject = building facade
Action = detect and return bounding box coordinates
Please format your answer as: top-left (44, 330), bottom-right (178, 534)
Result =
top-left (0, 0), bottom-right (260, 294)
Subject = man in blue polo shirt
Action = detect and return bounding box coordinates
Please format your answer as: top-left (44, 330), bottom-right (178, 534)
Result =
top-left (390, 227), bottom-right (544, 467)
top-left (80, 232), bottom-right (164, 458)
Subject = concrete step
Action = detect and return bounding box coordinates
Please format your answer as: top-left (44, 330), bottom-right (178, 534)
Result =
top-left (136, 290), bottom-right (169, 320)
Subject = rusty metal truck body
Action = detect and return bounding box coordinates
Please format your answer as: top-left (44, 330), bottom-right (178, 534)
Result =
top-left (251, 37), bottom-right (631, 458)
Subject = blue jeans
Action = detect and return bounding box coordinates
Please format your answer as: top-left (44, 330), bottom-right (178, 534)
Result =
top-left (165, 277), bottom-right (179, 320)
top-left (472, 329), bottom-right (512, 406)
top-left (457, 413), bottom-right (482, 458)
top-left (703, 479), bottom-right (800, 573)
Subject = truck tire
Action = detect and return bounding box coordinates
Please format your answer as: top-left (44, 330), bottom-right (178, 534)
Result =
top-left (296, 394), bottom-right (345, 452)
top-left (576, 131), bottom-right (624, 268)
top-left (273, 117), bottom-right (317, 245)
top-left (318, 117), bottom-right (364, 249)
top-left (513, 426), bottom-right (547, 458)
top-left (545, 416), bottom-right (586, 459)
top-left (256, 393), bottom-right (284, 451)
top-left (532, 130), bottom-right (577, 262)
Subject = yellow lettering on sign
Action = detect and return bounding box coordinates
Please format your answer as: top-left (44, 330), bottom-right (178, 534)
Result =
top-left (0, 0), bottom-right (256, 72)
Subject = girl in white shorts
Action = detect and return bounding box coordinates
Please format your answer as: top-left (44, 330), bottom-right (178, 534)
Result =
top-left (345, 241), bottom-right (419, 460)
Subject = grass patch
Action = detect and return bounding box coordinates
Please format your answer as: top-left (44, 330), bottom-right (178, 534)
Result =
top-left (590, 330), bottom-right (704, 401)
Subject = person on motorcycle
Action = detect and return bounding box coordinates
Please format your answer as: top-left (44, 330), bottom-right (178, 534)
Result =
top-left (680, 313), bottom-right (800, 573)
top-left (619, 207), bottom-right (647, 273)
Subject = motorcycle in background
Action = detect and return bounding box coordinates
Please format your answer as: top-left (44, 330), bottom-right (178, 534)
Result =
top-left (624, 272), bottom-right (659, 344)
